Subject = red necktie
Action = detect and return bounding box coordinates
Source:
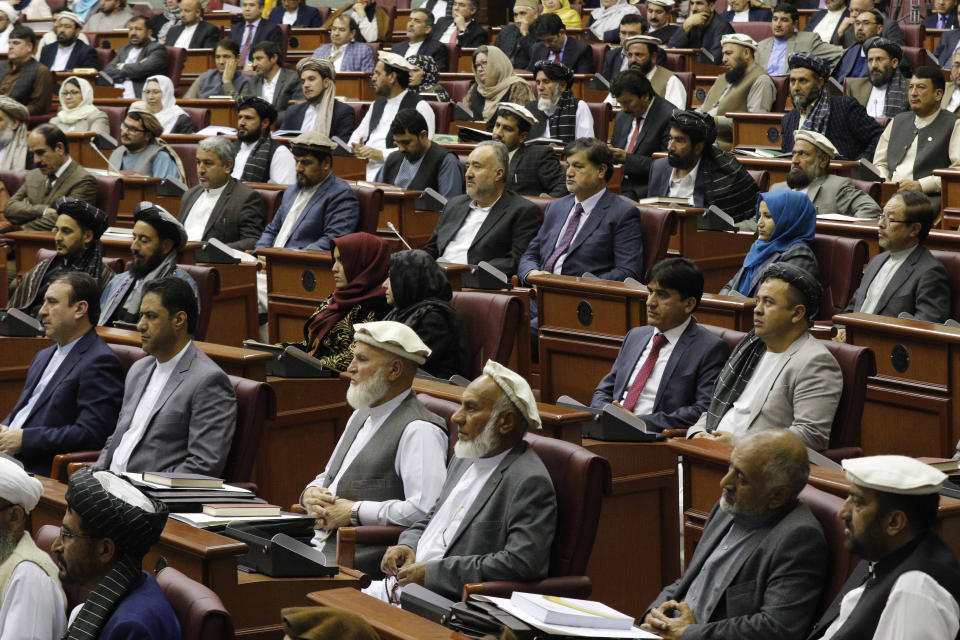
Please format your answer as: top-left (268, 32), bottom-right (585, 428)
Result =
top-left (626, 117), bottom-right (642, 153)
top-left (622, 333), bottom-right (668, 413)
top-left (448, 23), bottom-right (459, 44)
top-left (240, 23), bottom-right (255, 63)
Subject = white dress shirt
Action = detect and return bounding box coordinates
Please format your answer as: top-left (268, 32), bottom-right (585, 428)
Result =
top-left (813, 8), bottom-right (845, 44)
top-left (348, 89), bottom-right (436, 180)
top-left (542, 100), bottom-right (595, 141)
top-left (551, 188), bottom-right (606, 274)
top-left (620, 317), bottom-right (691, 416)
top-left (668, 159), bottom-right (701, 204)
top-left (282, 9), bottom-right (298, 24)
top-left (51, 42), bottom-right (76, 71)
top-left (429, 0), bottom-right (447, 20)
top-left (866, 84), bottom-right (887, 118)
top-left (301, 103), bottom-right (320, 131)
top-left (173, 23), bottom-right (198, 48)
top-left (731, 9), bottom-right (750, 21)
top-left (405, 40), bottom-right (424, 57)
top-left (439, 21), bottom-right (458, 43)
top-left (948, 88), bottom-right (960, 114)
top-left (0, 561), bottom-right (66, 640)
top-left (183, 182), bottom-right (227, 241)
top-left (859, 245), bottom-right (918, 314)
top-left (874, 109), bottom-right (960, 192)
top-left (232, 141), bottom-right (296, 185)
top-left (716, 349), bottom-right (786, 436)
top-left (440, 195), bottom-right (501, 264)
top-left (9, 336), bottom-right (81, 430)
top-left (261, 68), bottom-right (280, 104)
top-left (109, 341), bottom-right (193, 473)
top-left (274, 182), bottom-right (320, 248)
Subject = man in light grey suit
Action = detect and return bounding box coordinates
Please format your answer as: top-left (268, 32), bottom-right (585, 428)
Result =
top-left (369, 360), bottom-right (557, 601)
top-left (642, 429), bottom-right (829, 639)
top-left (688, 263), bottom-right (843, 451)
top-left (754, 3), bottom-right (842, 75)
top-left (96, 277), bottom-right (237, 477)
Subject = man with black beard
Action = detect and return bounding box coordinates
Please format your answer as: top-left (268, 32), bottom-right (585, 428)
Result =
top-left (98, 202), bottom-right (198, 329)
top-left (845, 37), bottom-right (908, 118)
top-left (698, 33), bottom-right (776, 150)
top-left (38, 11), bottom-right (99, 72)
top-left (606, 35), bottom-right (686, 110)
top-left (300, 321), bottom-right (448, 577)
top-left (832, 8), bottom-right (884, 83)
top-left (524, 60), bottom-right (593, 144)
top-left (231, 96), bottom-right (296, 185)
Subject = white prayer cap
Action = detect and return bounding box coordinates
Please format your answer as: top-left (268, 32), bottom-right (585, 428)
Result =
top-left (623, 35), bottom-right (662, 49)
top-left (647, 0), bottom-right (675, 7)
top-left (56, 10), bottom-right (84, 25)
top-left (377, 51), bottom-right (418, 72)
top-left (794, 130), bottom-right (839, 158)
top-left (0, 455), bottom-right (43, 513)
top-left (0, 2), bottom-right (18, 22)
top-left (497, 102), bottom-right (538, 126)
top-left (721, 33), bottom-right (758, 51)
top-left (354, 321), bottom-right (432, 365)
top-left (482, 360), bottom-right (541, 430)
top-left (842, 456), bottom-right (947, 496)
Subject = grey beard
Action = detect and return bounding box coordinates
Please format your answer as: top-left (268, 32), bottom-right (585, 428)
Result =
top-left (0, 127), bottom-right (14, 149)
top-left (454, 412), bottom-right (502, 459)
top-left (0, 528), bottom-right (18, 566)
top-left (345, 368), bottom-right (391, 409)
top-left (537, 94), bottom-right (560, 113)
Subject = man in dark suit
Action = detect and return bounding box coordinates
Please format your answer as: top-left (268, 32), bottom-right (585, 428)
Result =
top-left (431, 0), bottom-right (488, 48)
top-left (804, 0), bottom-right (849, 45)
top-left (491, 103), bottom-right (566, 197)
top-left (422, 140), bottom-right (542, 276)
top-left (608, 70), bottom-right (672, 200)
top-left (646, 0), bottom-right (681, 44)
top-left (601, 14), bottom-right (645, 80)
top-left (1, 272), bottom-right (124, 475)
top-left (246, 41), bottom-right (304, 118)
top-left (642, 430), bottom-right (828, 639)
top-left (832, 8), bottom-right (883, 81)
top-left (178, 136), bottom-right (266, 254)
top-left (230, 0), bottom-right (284, 64)
top-left (527, 13), bottom-right (596, 74)
top-left (393, 8), bottom-right (448, 72)
top-left (101, 16), bottom-right (168, 98)
top-left (935, 27), bottom-right (960, 68)
top-left (667, 0), bottom-right (734, 64)
top-left (838, 0), bottom-right (905, 48)
top-left (268, 0), bottom-right (323, 27)
top-left (592, 258), bottom-right (730, 432)
top-left (164, 0), bottom-right (221, 49)
top-left (925, 0), bottom-right (959, 28)
top-left (721, 0), bottom-right (772, 22)
top-left (277, 57), bottom-right (356, 139)
top-left (39, 11), bottom-right (99, 72)
top-left (493, 0), bottom-right (539, 69)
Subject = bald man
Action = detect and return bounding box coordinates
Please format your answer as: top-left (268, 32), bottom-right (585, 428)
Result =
top-left (163, 0), bottom-right (220, 49)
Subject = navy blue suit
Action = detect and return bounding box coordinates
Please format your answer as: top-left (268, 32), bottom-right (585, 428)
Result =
top-left (781, 96), bottom-right (884, 160)
top-left (924, 11), bottom-right (959, 29)
top-left (833, 44), bottom-right (866, 82)
top-left (804, 8), bottom-right (847, 45)
top-left (39, 40), bottom-right (100, 71)
top-left (229, 19), bottom-right (284, 63)
top-left (3, 329), bottom-right (123, 475)
top-left (392, 38), bottom-right (449, 73)
top-left (935, 29), bottom-right (960, 68)
top-left (254, 175), bottom-right (360, 250)
top-left (527, 35), bottom-right (597, 74)
top-left (721, 8), bottom-right (772, 21)
top-left (99, 573), bottom-right (180, 640)
top-left (591, 319), bottom-right (730, 432)
top-left (267, 4), bottom-right (322, 26)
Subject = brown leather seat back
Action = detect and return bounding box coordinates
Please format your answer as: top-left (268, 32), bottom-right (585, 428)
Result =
top-left (444, 41), bottom-right (461, 72)
top-left (931, 250), bottom-right (960, 321)
top-left (901, 23), bottom-right (925, 47)
top-left (156, 566), bottom-right (234, 640)
top-left (169, 143), bottom-right (199, 187)
top-left (253, 187), bottom-right (284, 225)
top-left (427, 101), bottom-right (454, 137)
top-left (587, 101), bottom-right (612, 140)
top-left (702, 324), bottom-right (746, 352)
top-left (851, 179), bottom-right (880, 202)
top-left (798, 484), bottom-right (856, 614)
top-left (181, 107), bottom-right (211, 133)
top-left (771, 75), bottom-right (790, 111)
top-left (438, 79), bottom-right (473, 103)
top-left (747, 169), bottom-right (769, 192)
top-left (348, 183), bottom-right (383, 234)
top-left (810, 235), bottom-right (869, 321)
top-left (96, 47), bottom-right (115, 69)
top-left (820, 340), bottom-right (875, 452)
top-left (638, 206), bottom-right (677, 281)
top-left (674, 71), bottom-right (694, 108)
top-left (343, 101), bottom-right (371, 127)
top-left (100, 105), bottom-right (126, 139)
top-left (731, 21), bottom-right (772, 42)
top-left (165, 46), bottom-right (187, 93)
top-left (589, 43), bottom-right (609, 74)
top-left (451, 291), bottom-right (522, 377)
top-left (223, 375), bottom-right (277, 483)
top-left (108, 343), bottom-right (149, 374)
top-left (0, 169), bottom-right (26, 196)
top-left (175, 264), bottom-right (221, 341)
top-left (94, 173), bottom-right (124, 224)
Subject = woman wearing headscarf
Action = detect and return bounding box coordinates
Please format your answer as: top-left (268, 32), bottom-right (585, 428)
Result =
top-left (587, 0), bottom-right (639, 40)
top-left (50, 77), bottom-right (110, 136)
top-left (720, 190), bottom-right (820, 298)
top-left (383, 250), bottom-right (471, 379)
top-left (466, 45), bottom-right (536, 124)
top-left (296, 232), bottom-right (392, 371)
top-left (541, 0), bottom-right (582, 29)
top-left (406, 54), bottom-right (450, 102)
top-left (151, 0), bottom-right (180, 41)
top-left (142, 76), bottom-right (195, 134)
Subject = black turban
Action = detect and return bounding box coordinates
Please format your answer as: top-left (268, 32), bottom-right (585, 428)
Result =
top-left (669, 110), bottom-right (717, 147)
top-left (533, 59), bottom-right (574, 88)
top-left (55, 197), bottom-right (109, 238)
top-left (761, 262), bottom-right (823, 323)
top-left (134, 201), bottom-right (187, 250)
top-left (788, 52), bottom-right (832, 79)
top-left (865, 36), bottom-right (902, 61)
top-left (237, 95), bottom-right (278, 123)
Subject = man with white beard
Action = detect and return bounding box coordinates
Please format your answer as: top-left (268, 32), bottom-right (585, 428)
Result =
top-left (367, 360), bottom-right (558, 602)
top-left (0, 96), bottom-right (27, 174)
top-left (300, 321), bottom-right (448, 577)
top-left (524, 60), bottom-right (594, 144)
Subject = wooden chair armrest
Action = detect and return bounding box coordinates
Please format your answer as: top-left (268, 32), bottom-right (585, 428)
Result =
top-left (290, 504), bottom-right (308, 514)
top-left (661, 429), bottom-right (688, 439)
top-left (462, 576), bottom-right (593, 601)
top-left (822, 446), bottom-right (863, 463)
top-left (50, 451), bottom-right (101, 483)
top-left (336, 525), bottom-right (405, 569)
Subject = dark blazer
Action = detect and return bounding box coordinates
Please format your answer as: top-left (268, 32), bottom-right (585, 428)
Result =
top-left (244, 67), bottom-right (305, 115)
top-left (267, 4), bottom-right (323, 27)
top-left (720, 241), bottom-right (819, 298)
top-left (668, 12), bottom-right (735, 63)
top-left (609, 96), bottom-right (674, 200)
top-left (591, 319), bottom-right (730, 432)
top-left (277, 99), bottom-right (357, 140)
top-left (3, 329), bottom-right (123, 475)
top-left (255, 176), bottom-right (359, 250)
top-left (924, 11), bottom-right (959, 29)
top-left (843, 244), bottom-right (952, 322)
top-left (229, 18), bottom-right (284, 63)
top-left (832, 44), bottom-right (866, 82)
top-left (39, 40), bottom-right (100, 71)
top-left (527, 35), bottom-right (596, 74)
top-left (780, 96), bottom-right (884, 160)
top-left (721, 8), bottom-right (772, 21)
top-left (494, 23), bottom-right (536, 70)
top-left (840, 15), bottom-right (904, 47)
top-left (169, 113), bottom-right (196, 134)
top-left (647, 499), bottom-right (828, 640)
top-left (101, 41), bottom-right (168, 97)
top-left (99, 573), bottom-right (180, 640)
top-left (506, 144), bottom-right (567, 198)
top-left (392, 38), bottom-right (448, 73)
top-left (649, 23), bottom-right (681, 44)
top-left (647, 156), bottom-right (706, 205)
top-left (602, 47), bottom-right (626, 81)
top-left (422, 189), bottom-right (542, 276)
top-left (935, 29), bottom-right (960, 68)
top-left (178, 177), bottom-right (266, 251)
top-left (518, 189), bottom-right (643, 284)
top-left (803, 8), bottom-right (849, 45)
top-left (164, 20), bottom-right (221, 49)
top-left (431, 18), bottom-right (489, 48)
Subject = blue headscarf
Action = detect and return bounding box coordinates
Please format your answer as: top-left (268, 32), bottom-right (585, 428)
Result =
top-left (737, 190), bottom-right (816, 296)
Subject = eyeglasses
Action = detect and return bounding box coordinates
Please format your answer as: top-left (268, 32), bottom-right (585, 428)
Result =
top-left (385, 575), bottom-right (401, 605)
top-left (61, 89), bottom-right (81, 96)
top-left (878, 213), bottom-right (910, 226)
top-left (58, 526), bottom-right (93, 541)
top-left (120, 122), bottom-right (145, 134)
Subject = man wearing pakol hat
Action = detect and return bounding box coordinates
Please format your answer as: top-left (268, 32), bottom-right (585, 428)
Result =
top-left (770, 129), bottom-right (881, 219)
top-left (688, 263), bottom-right (842, 450)
top-left (370, 360), bottom-right (558, 601)
top-left (494, 0), bottom-right (543, 69)
top-left (53, 468), bottom-right (179, 639)
top-left (96, 276), bottom-right (236, 476)
top-left (642, 430), bottom-right (829, 640)
top-left (697, 33), bottom-right (776, 150)
top-left (99, 202), bottom-right (200, 329)
top-left (0, 96), bottom-right (27, 173)
top-left (667, 0), bottom-right (734, 64)
top-left (233, 95), bottom-right (296, 185)
top-left (873, 66), bottom-right (960, 211)
top-left (781, 52), bottom-right (885, 160)
top-left (301, 321), bottom-right (448, 576)
top-left (2, 272), bottom-right (123, 475)
top-left (525, 60), bottom-right (594, 143)
top-left (647, 110), bottom-right (760, 222)
top-left (492, 102), bottom-right (566, 197)
top-left (755, 3), bottom-right (842, 76)
top-left (38, 10), bottom-right (98, 73)
top-left (0, 26), bottom-right (53, 115)
top-left (646, 0), bottom-right (680, 45)
top-left (8, 197), bottom-right (116, 316)
top-left (607, 34), bottom-right (686, 111)
top-left (108, 103), bottom-right (185, 181)
top-left (36, 8), bottom-right (89, 60)
top-left (348, 51), bottom-right (436, 181)
top-left (844, 37), bottom-right (908, 117)
top-left (806, 456), bottom-right (960, 639)
top-left (5, 124), bottom-right (97, 232)
top-left (278, 57), bottom-right (357, 141)
top-left (832, 7), bottom-right (884, 83)
top-left (0, 456), bottom-right (67, 637)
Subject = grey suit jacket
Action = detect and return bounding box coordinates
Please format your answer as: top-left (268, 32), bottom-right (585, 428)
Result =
top-left (843, 244), bottom-right (952, 323)
top-left (243, 67), bottom-right (305, 117)
top-left (769, 175), bottom-right (880, 219)
top-left (397, 440), bottom-right (558, 600)
top-left (648, 499), bottom-right (828, 640)
top-left (755, 32), bottom-right (842, 71)
top-left (102, 41), bottom-right (169, 96)
top-left (95, 343), bottom-right (238, 477)
top-left (688, 333), bottom-right (843, 450)
top-left (178, 177), bottom-right (266, 251)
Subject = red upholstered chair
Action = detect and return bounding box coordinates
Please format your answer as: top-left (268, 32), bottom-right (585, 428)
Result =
top-left (176, 263), bottom-right (220, 341)
top-left (169, 143), bottom-right (199, 187)
top-left (252, 187), bottom-right (284, 225)
top-left (731, 21), bottom-right (772, 41)
top-left (587, 101), bottom-right (611, 140)
top-left (747, 169), bottom-right (769, 192)
top-left (343, 101), bottom-right (371, 126)
top-left (165, 47), bottom-right (187, 93)
top-left (810, 235), bottom-right (869, 321)
top-left (900, 46), bottom-right (928, 71)
top-left (108, 343), bottom-right (149, 373)
top-left (771, 75), bottom-right (790, 111)
top-left (450, 291), bottom-right (522, 377)
top-left (589, 43), bottom-right (609, 74)
top-left (221, 375), bottom-right (277, 484)
top-left (638, 205), bottom-right (678, 280)
top-left (35, 525), bottom-right (59, 560)
top-left (901, 23), bottom-right (925, 48)
top-left (96, 47), bottom-right (115, 69)
top-left (278, 23), bottom-right (291, 60)
top-left (444, 41), bottom-right (461, 72)
top-left (427, 100), bottom-right (454, 137)
top-left (100, 105), bottom-right (127, 139)
top-left (317, 6), bottom-right (331, 22)
top-left (364, 42), bottom-right (382, 57)
top-left (416, 392), bottom-right (461, 460)
top-left (0, 170), bottom-right (26, 196)
top-left (931, 250), bottom-right (960, 321)
top-left (852, 179), bottom-right (880, 202)
top-left (799, 485), bottom-right (857, 614)
top-left (674, 71), bottom-right (694, 108)
top-left (665, 51), bottom-right (686, 72)
top-left (348, 183), bottom-right (383, 234)
top-left (94, 173), bottom-right (124, 224)
top-left (156, 567), bottom-right (234, 640)
top-left (181, 107), bottom-right (211, 132)
top-left (438, 79), bottom-right (473, 103)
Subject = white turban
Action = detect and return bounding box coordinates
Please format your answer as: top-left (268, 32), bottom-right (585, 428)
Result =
top-left (0, 456), bottom-right (43, 513)
top-left (483, 360), bottom-right (541, 430)
top-left (0, 2), bottom-right (18, 23)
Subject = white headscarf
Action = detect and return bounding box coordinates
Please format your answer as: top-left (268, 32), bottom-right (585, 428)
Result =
top-left (588, 0), bottom-right (640, 40)
top-left (144, 75), bottom-right (188, 134)
top-left (0, 456), bottom-right (43, 513)
top-left (56, 76), bottom-right (100, 125)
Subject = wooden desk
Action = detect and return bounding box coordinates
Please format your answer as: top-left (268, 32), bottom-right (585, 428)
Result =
top-left (260, 248), bottom-right (333, 343)
top-left (936, 168), bottom-right (960, 228)
top-left (205, 11), bottom-right (235, 29)
top-left (374, 186), bottom-right (439, 248)
top-left (816, 220), bottom-right (960, 261)
top-left (0, 336), bottom-right (53, 417)
top-left (182, 49), bottom-right (215, 76)
top-left (287, 28), bottom-right (329, 51)
top-left (307, 588), bottom-right (470, 640)
top-left (203, 262), bottom-right (259, 347)
top-left (335, 72), bottom-right (378, 102)
top-left (925, 27), bottom-right (948, 52)
top-left (730, 112), bottom-right (787, 149)
top-left (668, 208), bottom-right (755, 291)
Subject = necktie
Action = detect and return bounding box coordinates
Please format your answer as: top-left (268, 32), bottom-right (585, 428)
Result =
top-left (444, 0), bottom-right (453, 18)
top-left (448, 22), bottom-right (459, 44)
top-left (543, 203), bottom-right (584, 273)
top-left (240, 23), bottom-right (255, 63)
top-left (940, 14), bottom-right (946, 28)
top-left (622, 333), bottom-right (668, 412)
top-left (626, 117), bottom-right (642, 153)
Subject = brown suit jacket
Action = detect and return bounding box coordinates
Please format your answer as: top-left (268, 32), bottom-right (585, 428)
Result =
top-left (846, 77), bottom-right (872, 107)
top-left (942, 84), bottom-right (960, 114)
top-left (4, 161), bottom-right (98, 231)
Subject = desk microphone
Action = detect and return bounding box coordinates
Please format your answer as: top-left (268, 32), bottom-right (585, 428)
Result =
top-left (386, 222), bottom-right (413, 250)
top-left (88, 141), bottom-right (120, 176)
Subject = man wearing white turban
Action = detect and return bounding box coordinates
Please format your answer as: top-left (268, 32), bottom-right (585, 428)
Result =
top-left (0, 455), bottom-right (67, 639)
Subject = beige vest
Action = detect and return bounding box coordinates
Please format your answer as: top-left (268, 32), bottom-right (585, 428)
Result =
top-left (649, 65), bottom-right (677, 101)
top-left (0, 533), bottom-right (65, 607)
top-left (700, 63), bottom-right (767, 117)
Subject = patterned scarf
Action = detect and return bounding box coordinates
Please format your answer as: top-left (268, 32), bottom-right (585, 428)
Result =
top-left (548, 90), bottom-right (578, 143)
top-left (882, 70), bottom-right (907, 118)
top-left (799, 89), bottom-right (832, 135)
top-left (238, 135), bottom-right (278, 183)
top-left (120, 250), bottom-right (178, 319)
top-left (703, 147), bottom-right (761, 223)
top-left (704, 330), bottom-right (766, 430)
top-left (12, 240), bottom-right (105, 313)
